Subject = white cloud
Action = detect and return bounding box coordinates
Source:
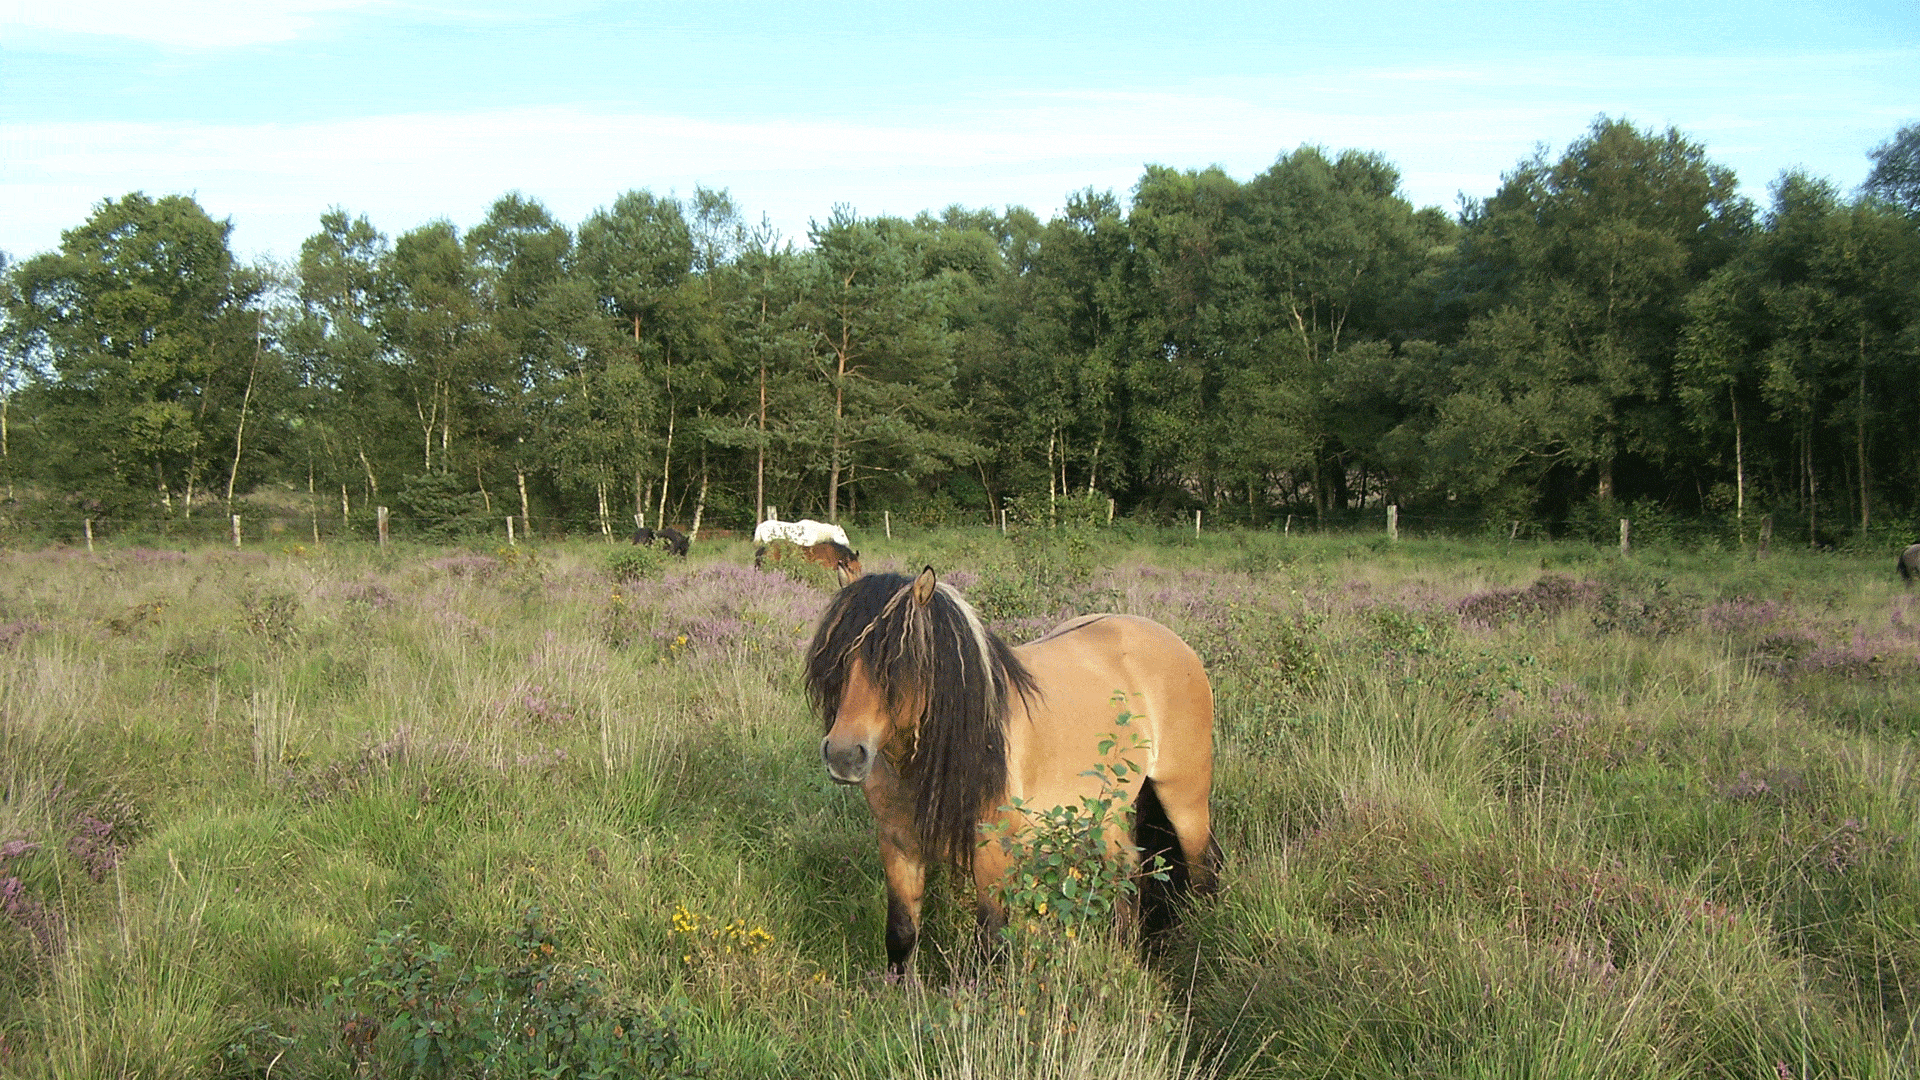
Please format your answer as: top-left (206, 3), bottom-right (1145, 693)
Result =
top-left (2, 52), bottom-right (1900, 265)
top-left (0, 0), bottom-right (377, 48)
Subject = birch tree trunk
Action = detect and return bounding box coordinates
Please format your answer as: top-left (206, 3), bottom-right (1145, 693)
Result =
top-left (1730, 387), bottom-right (1746, 540)
top-left (517, 468), bottom-right (531, 537)
top-left (226, 316), bottom-right (263, 507)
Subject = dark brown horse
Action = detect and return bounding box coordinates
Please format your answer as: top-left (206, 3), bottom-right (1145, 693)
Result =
top-left (757, 539), bottom-right (861, 583)
top-left (1900, 543), bottom-right (1920, 586)
top-left (805, 568), bottom-right (1216, 974)
top-left (631, 526), bottom-right (689, 556)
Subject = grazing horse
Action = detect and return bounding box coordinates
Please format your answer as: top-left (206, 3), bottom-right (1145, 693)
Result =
top-left (755, 517), bottom-right (851, 550)
top-left (756, 539), bottom-right (862, 583)
top-left (632, 526), bottom-right (689, 556)
top-left (1900, 543), bottom-right (1920, 586)
top-left (805, 568), bottom-right (1216, 974)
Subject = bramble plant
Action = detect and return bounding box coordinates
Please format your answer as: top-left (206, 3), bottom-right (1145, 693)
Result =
top-left (607, 543), bottom-right (669, 583)
top-left (989, 698), bottom-right (1167, 942)
top-left (322, 907), bottom-right (698, 1079)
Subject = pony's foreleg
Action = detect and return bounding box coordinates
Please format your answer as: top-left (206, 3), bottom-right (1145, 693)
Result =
top-left (879, 842), bottom-right (926, 976)
top-left (969, 834), bottom-right (1012, 959)
top-left (863, 758), bottom-right (925, 976)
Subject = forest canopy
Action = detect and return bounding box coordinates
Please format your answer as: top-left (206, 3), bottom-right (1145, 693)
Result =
top-left (4, 117), bottom-right (1918, 546)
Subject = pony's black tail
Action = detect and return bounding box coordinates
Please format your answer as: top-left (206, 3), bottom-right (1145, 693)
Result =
top-left (1133, 777), bottom-right (1214, 945)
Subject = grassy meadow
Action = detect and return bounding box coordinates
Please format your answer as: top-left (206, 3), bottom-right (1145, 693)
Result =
top-left (1, 524), bottom-right (1919, 1078)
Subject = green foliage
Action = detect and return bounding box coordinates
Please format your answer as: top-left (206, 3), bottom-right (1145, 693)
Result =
top-left (5, 192), bottom-right (270, 515)
top-left (961, 514), bottom-right (1108, 625)
top-left (989, 708), bottom-right (1166, 941)
top-left (1588, 562), bottom-right (1704, 638)
top-left (324, 910), bottom-right (697, 1079)
top-left (393, 472), bottom-right (491, 541)
top-left (606, 543), bottom-right (668, 583)
top-left (11, 121), bottom-right (1920, 541)
top-left (238, 585), bottom-right (301, 650)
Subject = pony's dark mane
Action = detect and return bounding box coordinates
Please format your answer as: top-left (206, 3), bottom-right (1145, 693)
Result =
top-left (804, 572), bottom-right (1036, 870)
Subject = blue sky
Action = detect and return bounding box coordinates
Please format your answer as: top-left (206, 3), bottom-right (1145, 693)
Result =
top-left (3, 1), bottom-right (1916, 266)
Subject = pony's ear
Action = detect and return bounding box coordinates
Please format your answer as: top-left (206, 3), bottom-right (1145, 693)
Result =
top-left (911, 566), bottom-right (937, 607)
top-left (836, 562), bottom-right (859, 587)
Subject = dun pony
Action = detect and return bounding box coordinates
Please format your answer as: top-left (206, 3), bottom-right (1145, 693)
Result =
top-left (806, 568), bottom-right (1216, 973)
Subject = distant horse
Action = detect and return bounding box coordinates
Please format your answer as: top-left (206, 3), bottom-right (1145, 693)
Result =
top-left (754, 517), bottom-right (851, 550)
top-left (1900, 543), bottom-right (1920, 586)
top-left (756, 539), bottom-right (862, 583)
top-left (806, 568), bottom-right (1216, 974)
top-left (630, 526), bottom-right (689, 556)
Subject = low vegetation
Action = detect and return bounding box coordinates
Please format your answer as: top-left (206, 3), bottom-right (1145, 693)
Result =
top-left (1, 525), bottom-right (1917, 1078)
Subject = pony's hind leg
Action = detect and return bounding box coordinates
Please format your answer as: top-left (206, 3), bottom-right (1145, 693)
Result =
top-left (1132, 778), bottom-right (1185, 941)
top-left (1133, 776), bottom-right (1218, 943)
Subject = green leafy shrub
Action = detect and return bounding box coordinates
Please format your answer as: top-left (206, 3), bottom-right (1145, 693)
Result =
top-left (239, 585), bottom-right (300, 650)
top-left (989, 709), bottom-right (1165, 943)
top-left (393, 472), bottom-right (491, 542)
top-left (324, 909), bottom-right (698, 1079)
top-left (1589, 564), bottom-right (1703, 638)
top-left (607, 543), bottom-right (668, 583)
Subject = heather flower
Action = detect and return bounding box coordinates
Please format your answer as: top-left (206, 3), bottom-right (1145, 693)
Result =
top-left (425, 553), bottom-right (503, 580)
top-left (1, 874), bottom-right (61, 951)
top-left (1704, 597), bottom-right (1784, 637)
top-left (0, 619), bottom-right (43, 649)
top-left (515, 683), bottom-right (578, 728)
top-left (67, 814), bottom-right (124, 881)
top-left (1456, 575), bottom-right (1596, 628)
top-left (116, 548), bottom-right (189, 566)
top-left (328, 579), bottom-right (397, 611)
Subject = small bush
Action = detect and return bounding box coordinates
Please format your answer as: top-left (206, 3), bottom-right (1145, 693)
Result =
top-left (393, 472), bottom-right (491, 542)
top-left (607, 544), bottom-right (668, 583)
top-left (321, 909), bottom-right (698, 1079)
top-left (990, 714), bottom-right (1162, 944)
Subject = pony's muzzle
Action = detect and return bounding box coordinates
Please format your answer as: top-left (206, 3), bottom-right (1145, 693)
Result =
top-left (822, 736), bottom-right (871, 785)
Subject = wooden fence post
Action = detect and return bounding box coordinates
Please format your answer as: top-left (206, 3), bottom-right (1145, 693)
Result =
top-left (1758, 515), bottom-right (1773, 559)
top-left (1619, 518), bottom-right (1631, 558)
top-left (1195, 509), bottom-right (1202, 536)
top-left (507, 516), bottom-right (516, 546)
top-left (1387, 504), bottom-right (1398, 542)
top-left (884, 510), bottom-right (891, 540)
top-left (1284, 513), bottom-right (1293, 537)
top-left (84, 518), bottom-right (94, 554)
top-left (1107, 498), bottom-right (1115, 525)
top-left (231, 514), bottom-right (242, 549)
top-left (377, 506), bottom-right (389, 551)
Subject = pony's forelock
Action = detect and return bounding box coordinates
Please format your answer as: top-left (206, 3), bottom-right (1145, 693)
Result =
top-left (803, 571), bottom-right (1034, 870)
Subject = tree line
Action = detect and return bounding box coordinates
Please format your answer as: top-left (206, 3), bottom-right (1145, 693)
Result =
top-left (4, 116), bottom-right (1918, 544)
